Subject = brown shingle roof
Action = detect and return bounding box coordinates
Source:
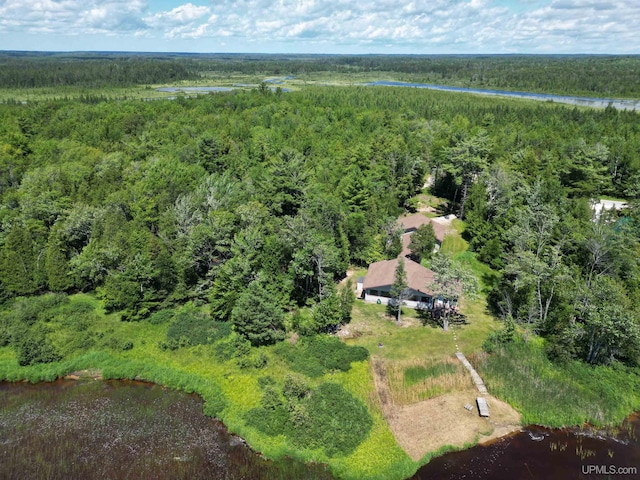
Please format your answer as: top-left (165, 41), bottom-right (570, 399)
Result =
top-left (398, 213), bottom-right (431, 232)
top-left (400, 234), bottom-right (412, 258)
top-left (429, 222), bottom-right (448, 244)
top-left (363, 258), bottom-right (435, 295)
top-left (397, 214), bottom-right (449, 243)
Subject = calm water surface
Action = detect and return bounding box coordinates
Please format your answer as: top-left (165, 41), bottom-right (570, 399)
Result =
top-left (156, 86), bottom-right (234, 92)
top-left (365, 81), bottom-right (640, 111)
top-left (2, 380), bottom-right (639, 479)
top-left (0, 380), bottom-right (333, 480)
top-left (412, 414), bottom-right (640, 479)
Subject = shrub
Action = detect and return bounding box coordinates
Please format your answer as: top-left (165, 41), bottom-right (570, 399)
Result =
top-left (244, 385), bottom-right (289, 436)
top-left (148, 309), bottom-right (174, 325)
top-left (252, 351), bottom-right (268, 369)
top-left (288, 403), bottom-right (311, 429)
top-left (282, 374), bottom-right (310, 402)
top-left (275, 335), bottom-right (369, 377)
top-left (62, 300), bottom-right (94, 316)
top-left (13, 324), bottom-right (61, 366)
top-left (293, 382), bottom-right (373, 456)
top-left (35, 293), bottom-right (70, 314)
top-left (59, 301), bottom-right (98, 331)
top-left (245, 405), bottom-right (288, 436)
top-left (257, 375), bottom-right (276, 389)
top-left (214, 334), bottom-right (251, 361)
top-left (9, 298), bottom-right (46, 326)
top-left (166, 308), bottom-right (230, 348)
top-left (482, 315), bottom-right (519, 353)
top-left (236, 351), bottom-right (268, 369)
top-left (245, 381), bottom-right (373, 457)
top-left (261, 386), bottom-right (285, 411)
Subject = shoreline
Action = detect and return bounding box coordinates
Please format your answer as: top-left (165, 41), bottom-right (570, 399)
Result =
top-left (3, 368), bottom-right (640, 480)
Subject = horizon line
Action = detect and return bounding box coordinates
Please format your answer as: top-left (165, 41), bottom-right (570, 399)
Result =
top-left (1, 50), bottom-right (639, 57)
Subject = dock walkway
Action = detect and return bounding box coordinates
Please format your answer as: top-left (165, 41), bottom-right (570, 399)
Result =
top-left (455, 351), bottom-right (488, 395)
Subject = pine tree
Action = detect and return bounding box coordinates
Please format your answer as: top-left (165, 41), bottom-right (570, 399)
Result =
top-left (45, 225), bottom-right (73, 292)
top-left (408, 223), bottom-right (436, 263)
top-left (231, 280), bottom-right (286, 346)
top-left (390, 258), bottom-right (409, 324)
top-left (0, 224), bottom-right (38, 296)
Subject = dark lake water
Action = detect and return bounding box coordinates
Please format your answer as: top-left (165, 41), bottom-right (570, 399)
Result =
top-left (2, 380), bottom-right (638, 479)
top-left (412, 415), bottom-right (640, 479)
top-left (0, 380), bottom-right (333, 480)
top-left (365, 81), bottom-right (640, 111)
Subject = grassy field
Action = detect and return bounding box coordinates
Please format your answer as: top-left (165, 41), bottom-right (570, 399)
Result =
top-left (386, 356), bottom-right (472, 405)
top-left (344, 298), bottom-right (498, 362)
top-left (473, 338), bottom-right (640, 428)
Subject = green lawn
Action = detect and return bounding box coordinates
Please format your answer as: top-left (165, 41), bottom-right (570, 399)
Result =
top-left (346, 297), bottom-right (500, 362)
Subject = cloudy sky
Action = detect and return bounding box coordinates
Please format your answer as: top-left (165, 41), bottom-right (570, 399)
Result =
top-left (0, 0), bottom-right (637, 54)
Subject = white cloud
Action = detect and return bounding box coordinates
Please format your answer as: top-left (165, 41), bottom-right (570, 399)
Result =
top-left (0, 0), bottom-right (148, 35)
top-left (0, 0), bottom-right (639, 53)
top-left (143, 2), bottom-right (212, 38)
top-left (144, 3), bottom-right (211, 27)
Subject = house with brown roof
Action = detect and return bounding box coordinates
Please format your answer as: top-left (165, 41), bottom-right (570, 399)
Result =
top-left (398, 213), bottom-right (448, 242)
top-left (362, 258), bottom-right (436, 309)
top-left (397, 213), bottom-right (432, 233)
top-left (397, 213), bottom-right (450, 258)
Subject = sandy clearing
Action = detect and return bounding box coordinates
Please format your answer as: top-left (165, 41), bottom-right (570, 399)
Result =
top-left (371, 357), bottom-right (521, 461)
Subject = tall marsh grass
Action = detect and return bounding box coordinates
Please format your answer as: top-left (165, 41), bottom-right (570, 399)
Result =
top-left (474, 340), bottom-right (640, 427)
top-left (386, 357), bottom-right (472, 405)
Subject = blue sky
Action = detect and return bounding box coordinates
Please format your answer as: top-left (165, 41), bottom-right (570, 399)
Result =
top-left (0, 1), bottom-right (637, 54)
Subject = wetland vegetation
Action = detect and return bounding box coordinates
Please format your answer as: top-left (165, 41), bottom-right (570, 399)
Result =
top-left (0, 379), bottom-right (335, 480)
top-left (1, 52), bottom-right (640, 479)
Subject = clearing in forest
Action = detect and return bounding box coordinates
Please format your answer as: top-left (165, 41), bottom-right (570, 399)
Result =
top-left (344, 290), bottom-right (521, 461)
top-left (371, 356), bottom-right (521, 461)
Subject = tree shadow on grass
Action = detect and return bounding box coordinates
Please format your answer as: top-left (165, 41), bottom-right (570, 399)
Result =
top-left (417, 307), bottom-right (469, 329)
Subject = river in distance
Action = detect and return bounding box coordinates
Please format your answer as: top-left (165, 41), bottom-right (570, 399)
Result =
top-left (155, 79), bottom-right (639, 111)
top-left (364, 81), bottom-right (640, 111)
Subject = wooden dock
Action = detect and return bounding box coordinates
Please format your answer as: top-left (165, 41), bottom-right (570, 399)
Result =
top-left (476, 397), bottom-right (490, 417)
top-left (455, 352), bottom-right (488, 395)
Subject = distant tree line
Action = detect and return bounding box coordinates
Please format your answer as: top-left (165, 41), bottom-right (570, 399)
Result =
top-left (0, 56), bottom-right (198, 88)
top-left (1, 52), bottom-right (639, 98)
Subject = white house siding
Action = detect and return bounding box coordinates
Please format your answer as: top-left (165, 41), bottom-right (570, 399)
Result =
top-left (363, 286), bottom-right (432, 309)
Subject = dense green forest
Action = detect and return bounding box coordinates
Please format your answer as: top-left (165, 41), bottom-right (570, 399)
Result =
top-left (1, 52), bottom-right (640, 97)
top-left (0, 52), bottom-right (199, 88)
top-left (2, 82), bottom-right (639, 363)
top-left (1, 55), bottom-right (640, 479)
